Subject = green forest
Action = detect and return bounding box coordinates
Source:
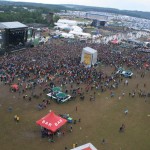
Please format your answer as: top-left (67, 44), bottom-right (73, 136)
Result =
top-left (0, 4), bottom-right (61, 25)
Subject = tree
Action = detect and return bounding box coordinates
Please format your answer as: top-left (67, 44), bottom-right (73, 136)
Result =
top-left (53, 15), bottom-right (60, 23)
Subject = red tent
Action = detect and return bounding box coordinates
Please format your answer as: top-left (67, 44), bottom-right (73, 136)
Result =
top-left (144, 63), bottom-right (149, 68)
top-left (11, 84), bottom-right (19, 90)
top-left (111, 39), bottom-right (119, 44)
top-left (83, 148), bottom-right (92, 150)
top-left (36, 111), bottom-right (67, 132)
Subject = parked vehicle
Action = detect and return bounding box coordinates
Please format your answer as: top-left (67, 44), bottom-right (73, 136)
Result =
top-left (121, 70), bottom-right (133, 78)
top-left (115, 67), bottom-right (125, 74)
top-left (116, 67), bottom-right (133, 78)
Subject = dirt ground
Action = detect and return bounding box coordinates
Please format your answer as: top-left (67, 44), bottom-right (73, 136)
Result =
top-left (0, 65), bottom-right (150, 150)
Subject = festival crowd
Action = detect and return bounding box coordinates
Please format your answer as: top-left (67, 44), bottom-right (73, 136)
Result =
top-left (0, 39), bottom-right (149, 98)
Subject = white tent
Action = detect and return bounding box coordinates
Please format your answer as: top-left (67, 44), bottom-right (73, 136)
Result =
top-left (70, 143), bottom-right (97, 150)
top-left (54, 24), bottom-right (71, 30)
top-left (81, 47), bottom-right (97, 67)
top-left (61, 32), bottom-right (75, 39)
top-left (69, 31), bottom-right (91, 39)
top-left (71, 26), bottom-right (83, 32)
top-left (57, 19), bottom-right (77, 26)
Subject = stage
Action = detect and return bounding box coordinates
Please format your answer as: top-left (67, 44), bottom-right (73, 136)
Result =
top-left (0, 22), bottom-right (28, 54)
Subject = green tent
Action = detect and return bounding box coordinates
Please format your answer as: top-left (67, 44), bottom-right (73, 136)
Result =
top-left (34, 38), bottom-right (40, 46)
top-left (52, 87), bottom-right (62, 93)
top-left (56, 92), bottom-right (67, 99)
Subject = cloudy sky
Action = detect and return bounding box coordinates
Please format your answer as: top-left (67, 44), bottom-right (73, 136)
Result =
top-left (11, 0), bottom-right (150, 12)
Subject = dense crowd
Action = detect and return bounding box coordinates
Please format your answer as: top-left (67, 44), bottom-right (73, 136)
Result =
top-left (0, 39), bottom-right (149, 97)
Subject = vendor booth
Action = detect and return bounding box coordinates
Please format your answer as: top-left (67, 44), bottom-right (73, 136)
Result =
top-left (71, 143), bottom-right (98, 150)
top-left (36, 111), bottom-right (67, 132)
top-left (81, 47), bottom-right (97, 67)
top-left (47, 86), bottom-right (71, 103)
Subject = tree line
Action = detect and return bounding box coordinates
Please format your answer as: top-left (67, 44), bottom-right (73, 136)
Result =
top-left (0, 1), bottom-right (150, 25)
top-left (0, 4), bottom-right (60, 25)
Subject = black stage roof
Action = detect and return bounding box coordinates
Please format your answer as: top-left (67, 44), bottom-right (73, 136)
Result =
top-left (0, 21), bottom-right (27, 29)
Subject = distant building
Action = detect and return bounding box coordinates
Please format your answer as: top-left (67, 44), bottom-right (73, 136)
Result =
top-left (86, 13), bottom-right (111, 28)
top-left (91, 19), bottom-right (106, 28)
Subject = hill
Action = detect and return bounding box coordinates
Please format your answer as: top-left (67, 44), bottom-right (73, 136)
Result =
top-left (0, 1), bottom-right (67, 11)
top-left (0, 1), bottom-right (150, 20)
top-left (63, 4), bottom-right (150, 20)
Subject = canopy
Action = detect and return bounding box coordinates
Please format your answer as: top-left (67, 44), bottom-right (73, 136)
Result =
top-left (56, 92), bottom-right (67, 99)
top-left (54, 24), bottom-right (71, 30)
top-left (11, 84), bottom-right (19, 90)
top-left (69, 31), bottom-right (91, 38)
top-left (111, 39), bottom-right (119, 44)
top-left (71, 26), bottom-right (83, 32)
top-left (52, 87), bottom-right (61, 93)
top-left (60, 32), bottom-right (74, 39)
top-left (71, 143), bottom-right (97, 150)
top-left (36, 111), bottom-right (67, 132)
top-left (144, 63), bottom-right (149, 68)
top-left (57, 19), bottom-right (77, 26)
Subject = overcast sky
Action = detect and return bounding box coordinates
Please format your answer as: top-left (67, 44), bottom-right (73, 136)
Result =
top-left (11, 0), bottom-right (150, 12)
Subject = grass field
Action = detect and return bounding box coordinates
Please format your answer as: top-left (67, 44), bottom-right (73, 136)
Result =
top-left (0, 66), bottom-right (150, 150)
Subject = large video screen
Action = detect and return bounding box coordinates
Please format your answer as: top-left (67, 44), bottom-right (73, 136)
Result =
top-left (84, 53), bottom-right (91, 65)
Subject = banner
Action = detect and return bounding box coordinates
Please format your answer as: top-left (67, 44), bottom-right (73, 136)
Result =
top-left (84, 53), bottom-right (91, 65)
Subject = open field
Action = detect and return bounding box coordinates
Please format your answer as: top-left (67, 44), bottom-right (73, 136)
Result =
top-left (0, 65), bottom-right (150, 150)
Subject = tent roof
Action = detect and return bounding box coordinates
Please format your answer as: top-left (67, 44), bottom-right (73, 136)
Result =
top-left (82, 148), bottom-right (92, 150)
top-left (36, 111), bottom-right (67, 132)
top-left (56, 92), bottom-right (67, 98)
top-left (69, 31), bottom-right (91, 38)
top-left (71, 26), bottom-right (83, 32)
top-left (61, 32), bottom-right (74, 38)
top-left (111, 39), bottom-right (119, 44)
top-left (11, 84), bottom-right (19, 89)
top-left (71, 143), bottom-right (97, 150)
top-left (52, 87), bottom-right (61, 92)
top-left (58, 19), bottom-right (77, 25)
top-left (83, 47), bottom-right (97, 54)
top-left (0, 21), bottom-right (27, 29)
